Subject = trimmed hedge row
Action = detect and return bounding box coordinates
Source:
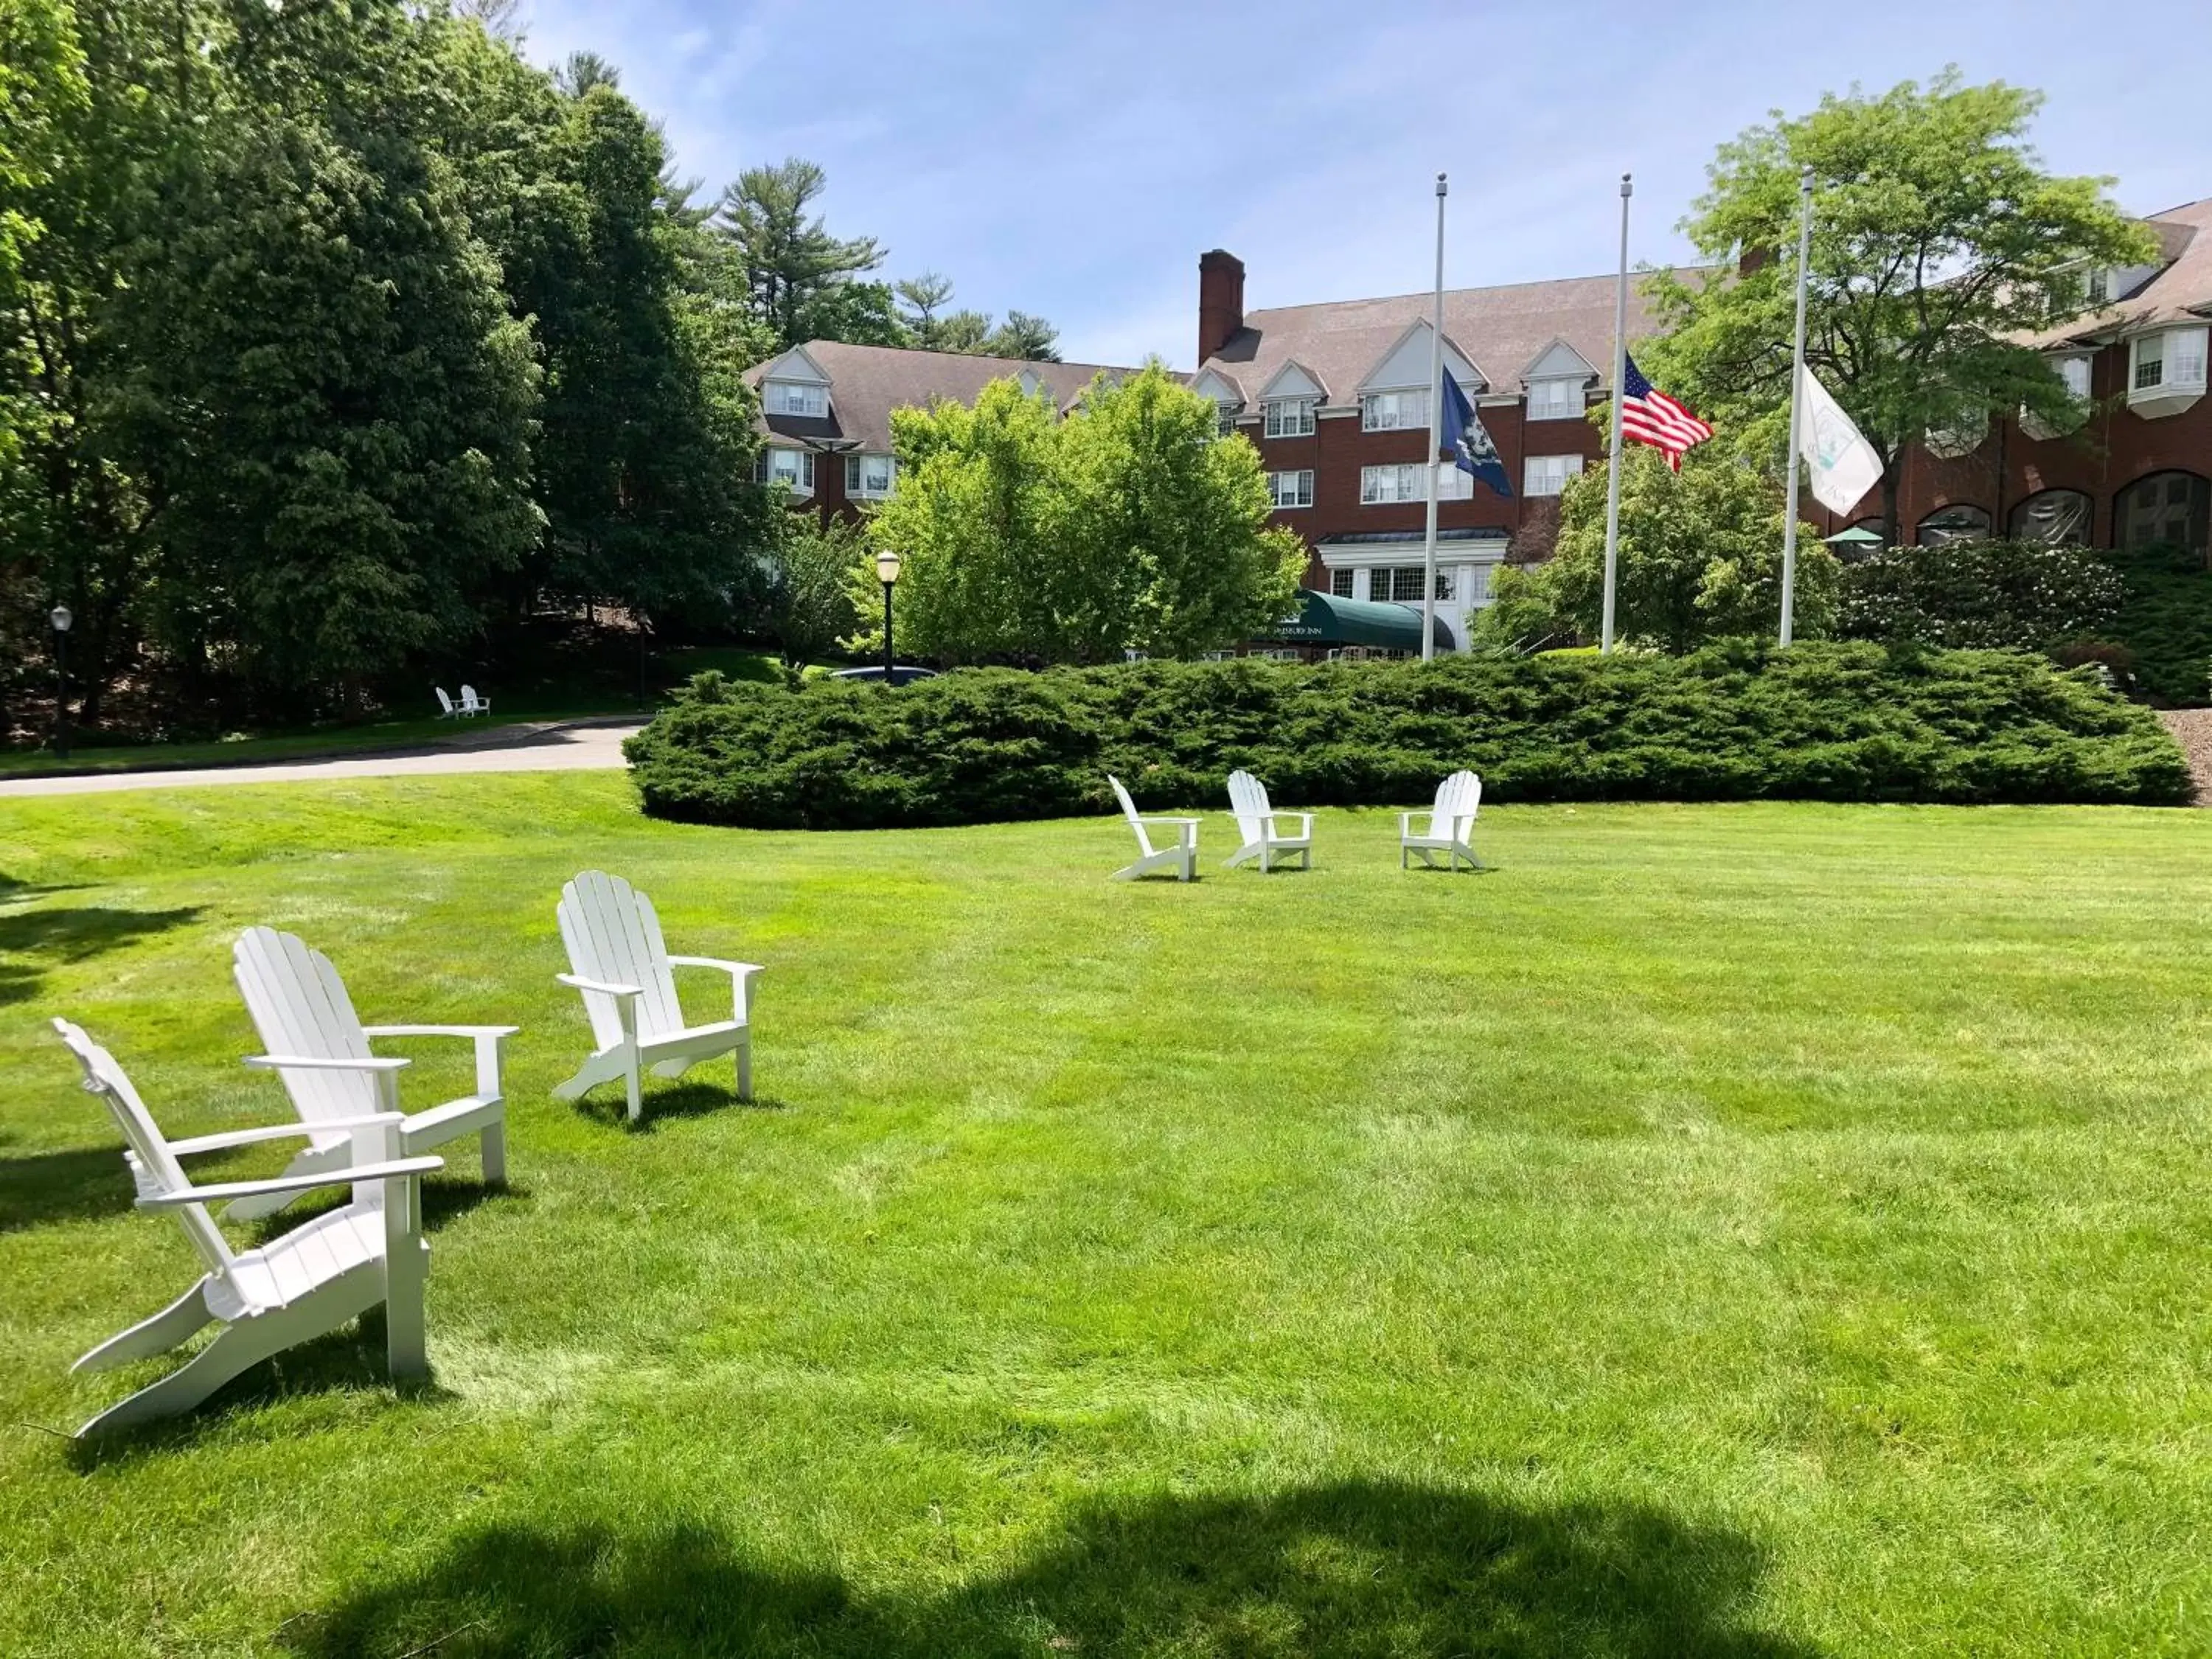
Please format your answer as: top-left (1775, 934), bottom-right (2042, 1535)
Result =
top-left (625, 644), bottom-right (2192, 829)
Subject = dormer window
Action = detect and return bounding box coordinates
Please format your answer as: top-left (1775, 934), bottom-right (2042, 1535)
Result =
top-left (2056, 355), bottom-right (2092, 400)
top-left (2085, 268), bottom-right (2111, 306)
top-left (1216, 401), bottom-right (1239, 437)
top-left (1360, 389), bottom-right (1428, 432)
top-left (765, 380), bottom-right (827, 418)
top-left (1264, 397), bottom-right (1315, 438)
top-left (1525, 377), bottom-right (1585, 422)
top-left (2124, 327), bottom-right (2212, 414)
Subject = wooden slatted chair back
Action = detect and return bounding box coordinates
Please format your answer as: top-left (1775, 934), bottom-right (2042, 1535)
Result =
top-left (1434, 770), bottom-right (1481, 844)
top-left (435, 687), bottom-right (456, 716)
top-left (1107, 776), bottom-right (1155, 858)
top-left (52, 1018), bottom-right (235, 1279)
top-left (233, 928), bottom-right (379, 1132)
top-left (558, 872), bottom-right (684, 1048)
top-left (1226, 770), bottom-right (1271, 848)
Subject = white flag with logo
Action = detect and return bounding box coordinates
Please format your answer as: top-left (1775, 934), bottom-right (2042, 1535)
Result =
top-left (1797, 367), bottom-right (1882, 517)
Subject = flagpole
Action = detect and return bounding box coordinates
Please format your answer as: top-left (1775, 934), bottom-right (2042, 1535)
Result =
top-left (1422, 172), bottom-right (1446, 663)
top-left (1601, 173), bottom-right (1631, 655)
top-left (1778, 163), bottom-right (1813, 647)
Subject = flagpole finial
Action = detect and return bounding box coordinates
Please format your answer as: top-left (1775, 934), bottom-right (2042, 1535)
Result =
top-left (1436, 173), bottom-right (1447, 197)
top-left (1620, 173), bottom-right (1632, 198)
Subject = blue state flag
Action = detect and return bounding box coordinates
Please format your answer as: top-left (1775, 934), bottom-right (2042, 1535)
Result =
top-left (1439, 373), bottom-right (1512, 498)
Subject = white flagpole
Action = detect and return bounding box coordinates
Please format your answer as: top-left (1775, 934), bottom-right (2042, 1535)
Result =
top-left (1779, 163), bottom-right (1814, 647)
top-left (1422, 172), bottom-right (1446, 663)
top-left (1601, 173), bottom-right (1631, 655)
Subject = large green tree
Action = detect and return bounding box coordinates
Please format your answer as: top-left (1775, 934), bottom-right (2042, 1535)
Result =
top-left (1645, 72), bottom-right (2156, 537)
top-left (1478, 447), bottom-right (1833, 653)
top-left (863, 366), bottom-right (1301, 664)
top-left (712, 158), bottom-right (885, 351)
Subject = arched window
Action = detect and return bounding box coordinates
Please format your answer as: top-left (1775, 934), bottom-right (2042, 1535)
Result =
top-left (1916, 504), bottom-right (1992, 546)
top-left (1848, 515), bottom-right (1888, 541)
top-left (2008, 490), bottom-right (2093, 546)
top-left (2116, 471), bottom-right (2209, 555)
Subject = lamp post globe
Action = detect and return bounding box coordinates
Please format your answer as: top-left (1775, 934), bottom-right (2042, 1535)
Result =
top-left (874, 549), bottom-right (902, 681)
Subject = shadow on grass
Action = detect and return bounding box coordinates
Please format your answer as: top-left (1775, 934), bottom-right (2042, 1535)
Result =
top-left (243, 1175), bottom-right (526, 1249)
top-left (571, 1082), bottom-right (788, 1131)
top-left (0, 899), bottom-right (203, 1006)
top-left (0, 1144), bottom-right (132, 1232)
top-left (278, 1482), bottom-right (1820, 1658)
top-left (66, 1309), bottom-right (459, 1471)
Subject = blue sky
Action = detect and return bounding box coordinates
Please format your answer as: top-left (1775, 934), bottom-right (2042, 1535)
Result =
top-left (516, 1), bottom-right (2211, 369)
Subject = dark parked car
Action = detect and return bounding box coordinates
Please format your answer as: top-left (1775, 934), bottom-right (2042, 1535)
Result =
top-left (831, 665), bottom-right (939, 686)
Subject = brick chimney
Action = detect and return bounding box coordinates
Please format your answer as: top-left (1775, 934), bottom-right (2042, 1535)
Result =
top-left (1197, 249), bottom-right (1245, 366)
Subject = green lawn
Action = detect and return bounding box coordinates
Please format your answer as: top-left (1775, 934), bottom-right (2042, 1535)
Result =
top-left (1, 778), bottom-right (2208, 1656)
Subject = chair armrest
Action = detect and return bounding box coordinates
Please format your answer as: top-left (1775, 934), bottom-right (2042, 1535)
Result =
top-left (139, 1155), bottom-right (445, 1208)
top-left (1135, 815), bottom-right (1202, 826)
top-left (361, 1024), bottom-right (521, 1040)
top-left (168, 1113), bottom-right (406, 1155)
top-left (558, 973), bottom-right (642, 999)
top-left (1266, 813), bottom-right (1314, 835)
top-left (1398, 812), bottom-right (1420, 834)
top-left (243, 1054), bottom-right (411, 1073)
top-left (667, 956), bottom-right (766, 979)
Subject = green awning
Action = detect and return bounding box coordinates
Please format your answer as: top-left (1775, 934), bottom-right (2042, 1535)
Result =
top-left (1824, 526), bottom-right (1884, 546)
top-left (1268, 588), bottom-right (1448, 651)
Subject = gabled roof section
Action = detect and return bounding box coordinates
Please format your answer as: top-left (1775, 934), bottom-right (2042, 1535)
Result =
top-left (1257, 359), bottom-right (1326, 403)
top-left (1356, 319), bottom-right (1486, 394)
top-left (1190, 366), bottom-right (1246, 405)
top-left (754, 344), bottom-right (832, 386)
top-left (1195, 265), bottom-right (1717, 411)
top-left (1522, 338), bottom-right (1599, 383)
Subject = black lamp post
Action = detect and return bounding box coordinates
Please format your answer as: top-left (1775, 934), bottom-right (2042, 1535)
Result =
top-left (874, 548), bottom-right (902, 681)
top-left (49, 604), bottom-right (73, 760)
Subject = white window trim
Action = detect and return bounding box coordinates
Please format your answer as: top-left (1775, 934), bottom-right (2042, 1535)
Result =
top-left (1264, 398), bottom-right (1317, 439)
top-left (2053, 353), bottom-right (2093, 400)
top-left (1523, 453), bottom-right (1583, 498)
top-left (1360, 389), bottom-right (1430, 433)
top-left (1267, 469), bottom-right (1315, 509)
top-left (844, 452), bottom-right (896, 499)
top-left (765, 380), bottom-right (827, 419)
top-left (761, 447), bottom-right (815, 497)
top-left (1524, 377), bottom-right (1585, 422)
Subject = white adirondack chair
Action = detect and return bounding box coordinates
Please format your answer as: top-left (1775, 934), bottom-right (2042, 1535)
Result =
top-left (229, 928), bottom-right (515, 1222)
top-left (52, 1018), bottom-right (442, 1438)
top-left (553, 871), bottom-right (762, 1121)
top-left (459, 684), bottom-right (491, 717)
top-left (1400, 770), bottom-right (1484, 871)
top-left (1107, 775), bottom-right (1199, 882)
top-left (1223, 770), bottom-right (1312, 872)
top-left (434, 687), bottom-right (458, 719)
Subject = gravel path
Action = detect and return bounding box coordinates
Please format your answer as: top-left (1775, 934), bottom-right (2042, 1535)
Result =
top-left (0, 721), bottom-right (642, 798)
top-left (2158, 709), bottom-right (2212, 806)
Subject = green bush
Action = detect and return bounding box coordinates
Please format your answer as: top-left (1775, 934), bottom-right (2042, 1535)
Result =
top-left (2110, 543), bottom-right (2212, 706)
top-left (1836, 539), bottom-right (2125, 650)
top-left (624, 644), bottom-right (2190, 827)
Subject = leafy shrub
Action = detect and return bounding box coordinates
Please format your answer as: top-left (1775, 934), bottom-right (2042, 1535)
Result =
top-left (625, 644), bottom-right (2190, 827)
top-left (2109, 542), bottom-right (2212, 706)
top-left (1836, 539), bottom-right (2125, 650)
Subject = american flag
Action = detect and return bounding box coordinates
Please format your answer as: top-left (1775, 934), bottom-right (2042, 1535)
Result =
top-left (1620, 354), bottom-right (1713, 470)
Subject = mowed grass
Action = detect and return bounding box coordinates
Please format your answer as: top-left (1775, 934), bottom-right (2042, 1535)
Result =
top-left (1, 776), bottom-right (2208, 1657)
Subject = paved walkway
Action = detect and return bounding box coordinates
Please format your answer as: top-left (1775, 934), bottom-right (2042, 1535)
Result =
top-left (0, 720), bottom-right (643, 799)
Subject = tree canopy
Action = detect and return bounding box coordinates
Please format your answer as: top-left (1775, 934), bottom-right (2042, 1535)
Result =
top-left (1644, 72), bottom-right (2155, 535)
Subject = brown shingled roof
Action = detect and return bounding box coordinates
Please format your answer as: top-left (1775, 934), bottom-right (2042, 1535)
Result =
top-left (743, 340), bottom-right (1161, 453)
top-left (1200, 267), bottom-right (1716, 406)
top-left (2019, 196), bottom-right (2211, 349)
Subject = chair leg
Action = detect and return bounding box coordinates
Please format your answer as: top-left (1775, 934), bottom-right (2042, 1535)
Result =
top-left (737, 1035), bottom-right (753, 1103)
top-left (479, 1120), bottom-right (507, 1186)
top-left (74, 1314), bottom-right (293, 1437)
top-left (625, 1049), bottom-right (643, 1122)
top-left (72, 1281), bottom-right (214, 1374)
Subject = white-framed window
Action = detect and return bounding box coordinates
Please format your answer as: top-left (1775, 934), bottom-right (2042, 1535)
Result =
top-left (1360, 463), bottom-right (1470, 504)
top-left (1267, 469), bottom-right (1314, 509)
top-left (2128, 328), bottom-right (2205, 398)
top-left (1525, 377), bottom-right (1585, 422)
top-left (844, 453), bottom-right (896, 498)
top-left (1367, 566), bottom-right (1451, 603)
top-left (1216, 401), bottom-right (1239, 437)
top-left (2133, 333), bottom-right (2166, 392)
top-left (759, 448), bottom-right (815, 494)
top-left (2055, 354), bottom-right (2093, 400)
top-left (765, 380), bottom-right (826, 418)
top-left (1360, 389), bottom-right (1429, 432)
top-left (1523, 453), bottom-right (1584, 497)
top-left (2087, 268), bottom-right (2112, 306)
top-left (1464, 564), bottom-right (1495, 605)
top-left (1264, 397), bottom-right (1316, 438)
top-left (1330, 567), bottom-right (1355, 598)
